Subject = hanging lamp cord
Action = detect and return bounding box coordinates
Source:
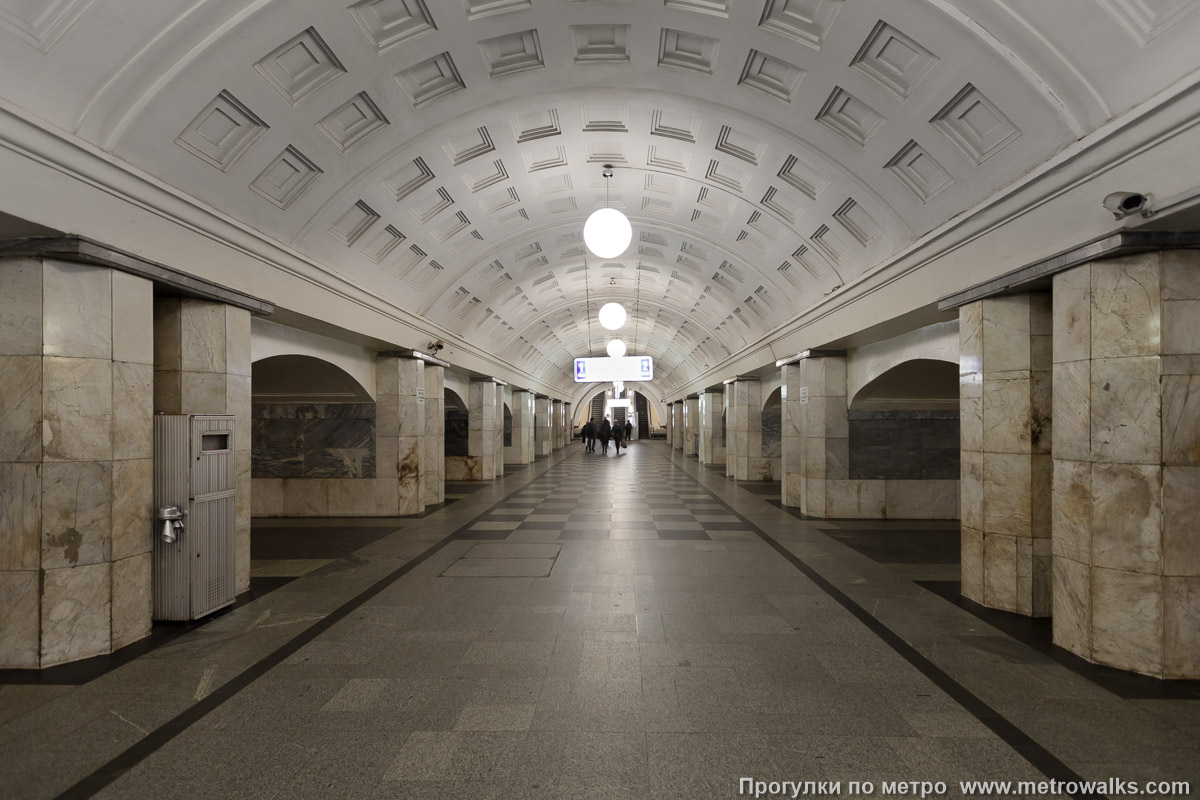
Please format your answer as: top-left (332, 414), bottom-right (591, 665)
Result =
top-left (583, 254), bottom-right (594, 356)
top-left (633, 263), bottom-right (641, 356)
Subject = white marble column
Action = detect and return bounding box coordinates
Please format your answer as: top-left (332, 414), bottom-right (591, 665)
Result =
top-left (468, 378), bottom-right (500, 480)
top-left (154, 297), bottom-right (252, 592)
top-left (535, 395), bottom-right (552, 457)
top-left (782, 364), bottom-right (806, 508)
top-left (726, 378), bottom-right (764, 481)
top-left (684, 396), bottom-right (699, 456)
top-left (424, 365), bottom-right (444, 506)
top-left (1, 259), bottom-right (155, 668)
top-left (699, 390), bottom-right (725, 465)
top-left (494, 384), bottom-right (505, 477)
top-left (552, 399), bottom-right (564, 451)
top-left (507, 389), bottom-right (533, 464)
top-left (959, 295), bottom-right (1052, 618)
top-left (563, 403), bottom-right (573, 447)
top-left (377, 355), bottom-right (425, 515)
top-left (1051, 252), bottom-right (1200, 678)
top-left (672, 402), bottom-right (684, 450)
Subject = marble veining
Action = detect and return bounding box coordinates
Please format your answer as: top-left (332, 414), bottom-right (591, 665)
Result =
top-left (42, 356), bottom-right (113, 462)
top-left (42, 261), bottom-right (111, 360)
top-left (41, 460), bottom-right (111, 568)
top-left (41, 562), bottom-right (112, 667)
top-left (0, 570), bottom-right (39, 668)
top-left (252, 403), bottom-right (377, 478)
top-left (0, 355), bottom-right (41, 462)
top-left (0, 259), bottom-right (42, 356)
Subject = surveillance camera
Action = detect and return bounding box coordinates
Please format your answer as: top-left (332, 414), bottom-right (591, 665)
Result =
top-left (427, 341), bottom-right (445, 354)
top-left (1103, 192), bottom-right (1151, 219)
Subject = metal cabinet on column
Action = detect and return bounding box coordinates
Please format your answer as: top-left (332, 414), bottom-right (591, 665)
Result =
top-left (153, 414), bottom-right (237, 621)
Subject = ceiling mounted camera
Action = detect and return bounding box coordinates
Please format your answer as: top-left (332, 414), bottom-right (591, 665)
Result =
top-left (1102, 192), bottom-right (1151, 219)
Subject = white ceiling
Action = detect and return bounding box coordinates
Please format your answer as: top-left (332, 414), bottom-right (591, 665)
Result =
top-left (2, 0), bottom-right (1200, 394)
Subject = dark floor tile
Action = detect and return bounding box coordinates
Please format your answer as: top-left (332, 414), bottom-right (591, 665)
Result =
top-left (457, 531), bottom-right (513, 541)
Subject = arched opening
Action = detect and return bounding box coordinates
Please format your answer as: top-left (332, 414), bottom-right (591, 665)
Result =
top-left (763, 387), bottom-right (782, 481)
top-left (444, 388), bottom-right (468, 457)
top-left (251, 355), bottom-right (375, 479)
top-left (850, 359), bottom-right (959, 412)
top-left (848, 359), bottom-right (959, 480)
top-left (503, 402), bottom-right (513, 447)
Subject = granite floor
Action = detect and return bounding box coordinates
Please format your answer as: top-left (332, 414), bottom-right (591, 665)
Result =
top-left (1, 442), bottom-right (1198, 799)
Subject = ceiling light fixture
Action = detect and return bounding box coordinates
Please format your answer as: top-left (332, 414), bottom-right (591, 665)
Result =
top-left (599, 301), bottom-right (626, 331)
top-left (607, 339), bottom-right (626, 358)
top-left (583, 165), bottom-right (631, 259)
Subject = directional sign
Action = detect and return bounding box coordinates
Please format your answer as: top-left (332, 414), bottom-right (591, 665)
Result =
top-left (573, 356), bottom-right (654, 383)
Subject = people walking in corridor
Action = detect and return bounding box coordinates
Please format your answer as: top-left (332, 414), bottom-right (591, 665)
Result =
top-left (599, 416), bottom-right (611, 454)
top-left (582, 418), bottom-right (596, 452)
top-left (613, 419), bottom-right (624, 455)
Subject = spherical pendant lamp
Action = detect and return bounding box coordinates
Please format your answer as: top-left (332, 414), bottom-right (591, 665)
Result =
top-left (584, 208), bottom-right (632, 259)
top-left (606, 339), bottom-right (627, 358)
top-left (598, 302), bottom-right (627, 331)
top-left (583, 165), bottom-right (632, 259)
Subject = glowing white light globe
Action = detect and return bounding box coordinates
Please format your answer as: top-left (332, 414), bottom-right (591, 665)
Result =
top-left (606, 339), bottom-right (627, 358)
top-left (583, 208), bottom-right (632, 258)
top-left (598, 302), bottom-right (627, 331)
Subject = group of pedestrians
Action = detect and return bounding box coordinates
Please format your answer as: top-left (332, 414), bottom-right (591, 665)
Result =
top-left (581, 415), bottom-right (633, 455)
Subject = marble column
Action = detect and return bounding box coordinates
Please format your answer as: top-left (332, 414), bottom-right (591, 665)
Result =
top-left (564, 403), bottom-right (573, 446)
top-left (782, 364), bottom-right (807, 508)
top-left (468, 378), bottom-right (500, 480)
top-left (535, 396), bottom-right (552, 457)
top-left (672, 402), bottom-right (684, 450)
top-left (507, 389), bottom-right (534, 464)
top-left (684, 396), bottom-right (700, 456)
top-left (1, 258), bottom-right (155, 668)
top-left (154, 297), bottom-right (252, 593)
top-left (552, 399), bottom-right (564, 451)
top-left (494, 385), bottom-right (505, 477)
top-left (959, 294), bottom-right (1052, 617)
top-left (699, 389), bottom-right (725, 465)
top-left (424, 365), bottom-right (444, 506)
top-left (726, 378), bottom-right (765, 480)
top-left (789, 354), bottom-right (877, 516)
top-left (376, 355), bottom-right (425, 515)
top-left (665, 402), bottom-right (674, 448)
top-left (1051, 252), bottom-right (1200, 678)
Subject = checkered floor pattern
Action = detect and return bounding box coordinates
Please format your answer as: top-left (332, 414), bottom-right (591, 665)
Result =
top-left (457, 445), bottom-right (755, 543)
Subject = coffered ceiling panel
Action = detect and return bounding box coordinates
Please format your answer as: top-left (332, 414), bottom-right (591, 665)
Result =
top-left (0, 0), bottom-right (1199, 394)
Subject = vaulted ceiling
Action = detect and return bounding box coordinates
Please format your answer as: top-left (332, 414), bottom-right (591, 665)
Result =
top-left (2, 0), bottom-right (1200, 395)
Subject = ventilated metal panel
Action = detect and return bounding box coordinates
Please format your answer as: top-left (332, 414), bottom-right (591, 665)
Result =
top-left (152, 414), bottom-right (237, 621)
top-left (191, 416), bottom-right (236, 618)
top-left (153, 415), bottom-right (191, 621)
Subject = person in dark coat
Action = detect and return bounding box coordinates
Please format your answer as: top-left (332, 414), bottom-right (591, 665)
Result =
top-left (625, 419), bottom-right (633, 443)
top-left (583, 419), bottom-right (596, 452)
top-left (599, 417), bottom-right (612, 454)
top-left (612, 419), bottom-right (624, 455)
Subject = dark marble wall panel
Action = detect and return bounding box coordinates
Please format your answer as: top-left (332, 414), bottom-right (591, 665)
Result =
top-left (446, 409), bottom-right (469, 457)
top-left (252, 403), bottom-right (376, 479)
top-left (503, 407), bottom-right (513, 447)
top-left (762, 403), bottom-right (782, 458)
top-left (849, 410), bottom-right (959, 480)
